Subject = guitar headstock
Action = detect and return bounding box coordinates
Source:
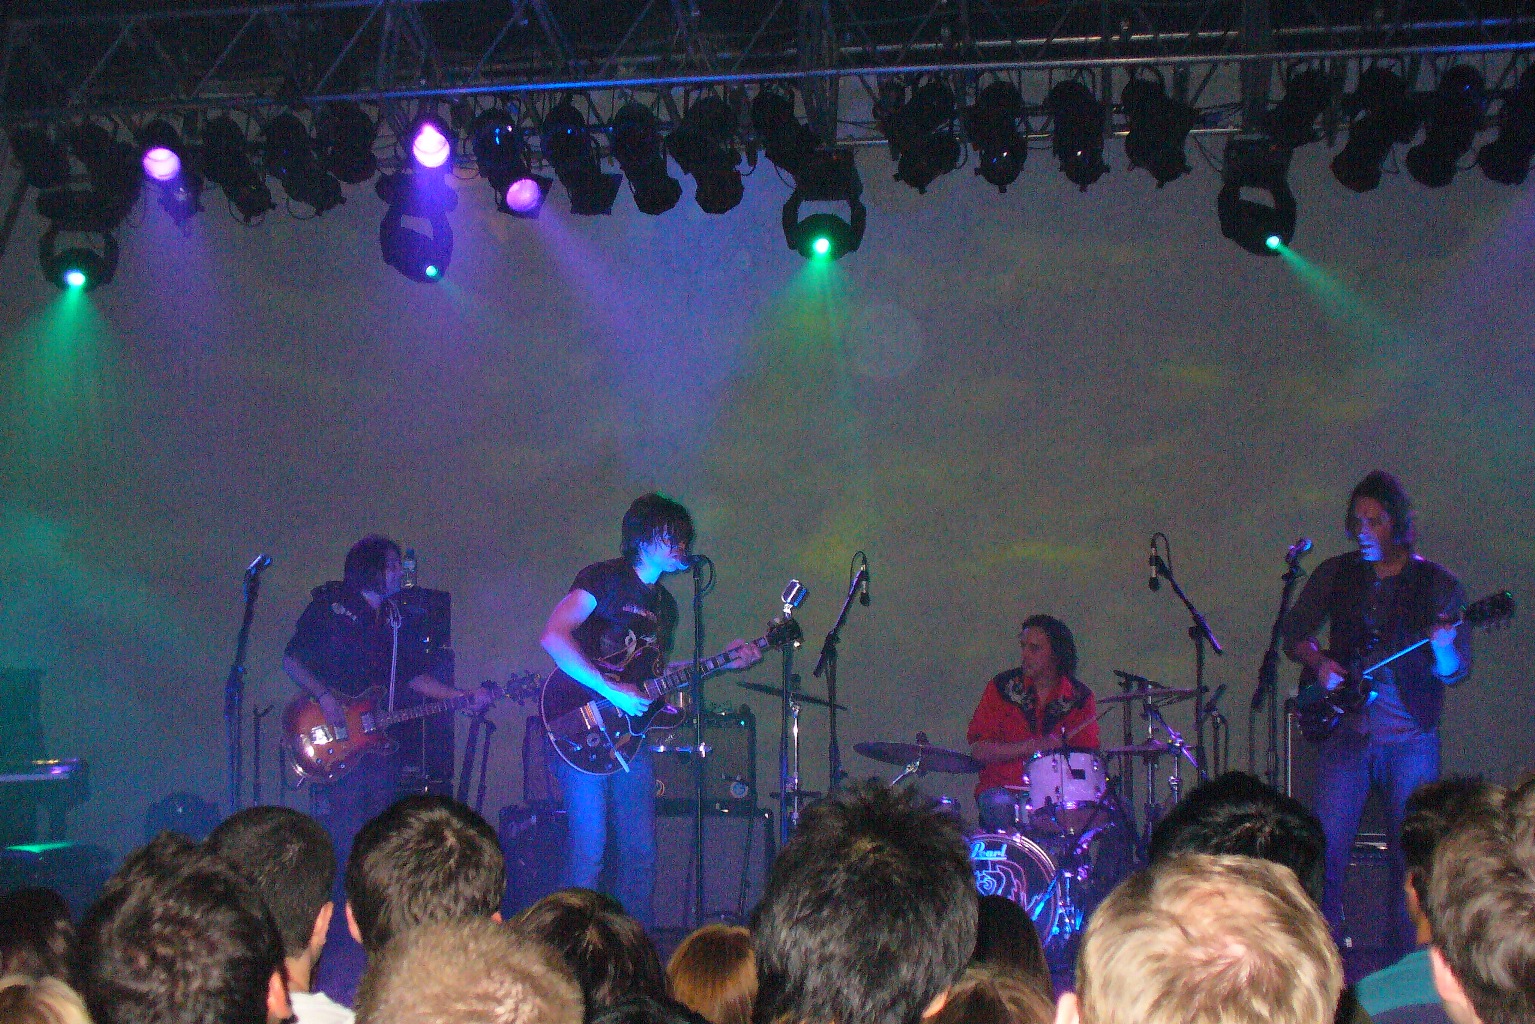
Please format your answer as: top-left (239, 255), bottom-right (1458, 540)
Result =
top-left (766, 616), bottom-right (804, 650)
top-left (483, 671), bottom-right (544, 705)
top-left (1464, 591), bottom-right (1517, 630)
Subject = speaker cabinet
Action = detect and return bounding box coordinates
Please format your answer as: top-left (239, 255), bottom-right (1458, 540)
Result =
top-left (653, 704), bottom-right (757, 816)
top-left (500, 804), bottom-right (568, 917)
top-left (652, 808), bottom-right (773, 929)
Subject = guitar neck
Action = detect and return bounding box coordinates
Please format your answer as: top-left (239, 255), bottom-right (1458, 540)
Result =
top-left (639, 637), bottom-right (769, 701)
top-left (369, 691), bottom-right (478, 731)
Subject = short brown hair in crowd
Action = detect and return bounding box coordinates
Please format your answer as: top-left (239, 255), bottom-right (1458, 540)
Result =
top-left (927, 965), bottom-right (1053, 1024)
top-left (667, 923), bottom-right (756, 1024)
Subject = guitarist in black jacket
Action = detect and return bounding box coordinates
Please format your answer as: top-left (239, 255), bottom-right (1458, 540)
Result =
top-left (539, 494), bottom-right (760, 929)
top-left (1281, 471), bottom-right (1470, 959)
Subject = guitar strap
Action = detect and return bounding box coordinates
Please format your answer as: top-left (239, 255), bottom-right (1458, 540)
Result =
top-left (387, 600), bottom-right (402, 712)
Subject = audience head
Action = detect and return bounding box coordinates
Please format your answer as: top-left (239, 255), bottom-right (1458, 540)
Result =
top-left (971, 896), bottom-right (1050, 1002)
top-left (0, 975), bottom-right (92, 1024)
top-left (1063, 853), bottom-right (1342, 1024)
top-left (345, 794), bottom-right (506, 955)
top-left (0, 888), bottom-right (74, 982)
top-left (75, 831), bottom-right (289, 1024)
top-left (752, 781), bottom-right (978, 1024)
top-left (1148, 771), bottom-right (1326, 904)
top-left (1426, 776), bottom-right (1535, 1024)
top-left (1401, 778), bottom-right (1503, 910)
top-left (591, 997), bottom-right (712, 1024)
top-left (519, 889), bottom-right (667, 1014)
top-left (355, 917), bottom-right (582, 1024)
top-left (206, 805), bottom-right (337, 963)
top-left (667, 923), bottom-right (756, 1024)
top-left (927, 966), bottom-right (1054, 1024)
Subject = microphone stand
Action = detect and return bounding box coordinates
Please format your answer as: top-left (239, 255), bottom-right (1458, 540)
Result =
top-left (690, 556), bottom-right (715, 930)
top-left (1250, 552), bottom-right (1306, 788)
top-left (812, 558), bottom-right (867, 794)
top-left (225, 557), bottom-right (268, 816)
top-left (774, 581), bottom-right (807, 846)
top-left (1150, 553), bottom-right (1222, 781)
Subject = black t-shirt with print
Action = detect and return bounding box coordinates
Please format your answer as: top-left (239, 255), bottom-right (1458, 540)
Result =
top-left (570, 557), bottom-right (679, 686)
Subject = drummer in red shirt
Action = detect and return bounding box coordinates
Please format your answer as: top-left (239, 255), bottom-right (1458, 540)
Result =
top-left (968, 614), bottom-right (1101, 832)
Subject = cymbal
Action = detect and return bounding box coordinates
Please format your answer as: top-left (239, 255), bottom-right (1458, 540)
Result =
top-left (854, 741), bottom-right (983, 775)
top-left (736, 680), bottom-right (848, 711)
top-left (1101, 740), bottom-right (1172, 757)
top-left (1097, 687), bottom-right (1198, 705)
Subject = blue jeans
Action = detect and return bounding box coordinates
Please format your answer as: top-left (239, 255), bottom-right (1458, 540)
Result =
top-left (1313, 730), bottom-right (1439, 957)
top-left (313, 752), bottom-right (402, 903)
top-left (554, 751), bottom-right (656, 930)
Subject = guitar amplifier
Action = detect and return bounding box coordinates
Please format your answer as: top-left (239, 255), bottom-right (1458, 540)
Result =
top-left (653, 704), bottom-right (757, 817)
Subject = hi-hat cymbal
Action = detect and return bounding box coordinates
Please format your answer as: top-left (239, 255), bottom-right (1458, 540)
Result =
top-left (737, 680), bottom-right (848, 711)
top-left (1097, 687), bottom-right (1198, 704)
top-left (854, 741), bottom-right (983, 775)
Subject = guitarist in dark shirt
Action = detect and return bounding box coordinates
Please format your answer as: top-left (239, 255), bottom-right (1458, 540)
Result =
top-left (1281, 471), bottom-right (1470, 958)
top-left (540, 494), bottom-right (760, 929)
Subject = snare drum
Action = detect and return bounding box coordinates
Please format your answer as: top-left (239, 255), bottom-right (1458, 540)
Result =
top-left (1021, 748), bottom-right (1108, 834)
top-left (968, 831), bottom-right (1058, 926)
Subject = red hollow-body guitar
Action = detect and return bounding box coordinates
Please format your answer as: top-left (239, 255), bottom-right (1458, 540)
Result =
top-left (542, 618), bottom-right (802, 776)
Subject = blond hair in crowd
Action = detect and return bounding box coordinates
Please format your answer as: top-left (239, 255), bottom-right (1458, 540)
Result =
top-left (354, 918), bottom-right (582, 1024)
top-left (1060, 853), bottom-right (1342, 1024)
top-left (666, 924), bottom-right (756, 1024)
top-left (0, 975), bottom-right (93, 1024)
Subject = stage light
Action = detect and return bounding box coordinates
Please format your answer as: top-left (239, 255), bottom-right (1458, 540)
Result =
top-left (1047, 80), bottom-right (1108, 190)
top-left (543, 100), bottom-right (622, 216)
top-left (667, 96), bottom-right (744, 213)
top-left (424, 264), bottom-right (441, 279)
top-left (7, 125), bottom-right (70, 190)
top-left (39, 227), bottom-right (118, 291)
top-left (504, 177), bottom-right (547, 214)
top-left (318, 102), bottom-right (379, 184)
top-left (263, 113), bottom-right (344, 214)
top-left (1331, 68), bottom-right (1419, 193)
top-left (137, 119), bottom-right (203, 225)
top-left (611, 103), bottom-right (681, 216)
top-left (1121, 75), bottom-right (1196, 187)
top-left (64, 268), bottom-right (87, 288)
top-left (812, 236), bottom-right (831, 256)
top-left (1263, 69), bottom-right (1333, 149)
top-left (1406, 65), bottom-right (1486, 188)
top-left (1218, 137), bottom-right (1295, 255)
top-left (1478, 68), bottom-right (1535, 185)
top-left (963, 81), bottom-right (1026, 193)
top-left (202, 115), bottom-right (275, 222)
top-left (470, 109), bottom-right (550, 218)
top-left (879, 80), bottom-right (961, 193)
top-left (782, 151), bottom-right (865, 259)
top-left (375, 164), bottom-right (457, 283)
top-left (142, 147), bottom-right (179, 181)
top-left (751, 88), bottom-right (820, 180)
top-left (411, 118), bottom-right (452, 169)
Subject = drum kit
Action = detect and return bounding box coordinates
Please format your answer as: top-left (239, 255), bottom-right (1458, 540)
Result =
top-left (854, 674), bottom-right (1204, 960)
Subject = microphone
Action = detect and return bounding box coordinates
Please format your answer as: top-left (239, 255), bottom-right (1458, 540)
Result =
top-left (682, 554), bottom-right (707, 569)
top-left (781, 579), bottom-right (807, 615)
top-left (1201, 683), bottom-right (1228, 717)
top-left (858, 559), bottom-right (871, 607)
top-left (245, 554), bottom-right (272, 576)
top-left (1286, 537), bottom-right (1314, 562)
top-left (1148, 539), bottom-right (1160, 591)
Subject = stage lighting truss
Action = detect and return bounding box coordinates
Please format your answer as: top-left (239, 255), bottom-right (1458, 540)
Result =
top-left (39, 226), bottom-right (119, 290)
top-left (1406, 65), bottom-right (1488, 188)
top-left (962, 81), bottom-right (1027, 194)
top-left (1120, 74), bottom-right (1196, 188)
top-left (667, 95), bottom-right (745, 213)
top-left (879, 79), bottom-right (962, 193)
top-left (1218, 136), bottom-right (1295, 255)
top-left (1330, 68), bottom-right (1419, 194)
top-left (543, 100), bottom-right (622, 216)
top-left (782, 148), bottom-right (865, 259)
top-left (376, 161), bottom-right (458, 283)
top-left (611, 103), bottom-right (682, 216)
top-left (262, 113), bottom-right (345, 216)
top-left (1047, 80), bottom-right (1109, 190)
top-left (1479, 68), bottom-right (1535, 185)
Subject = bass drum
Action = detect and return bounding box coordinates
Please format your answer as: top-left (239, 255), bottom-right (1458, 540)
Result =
top-left (968, 832), bottom-right (1058, 927)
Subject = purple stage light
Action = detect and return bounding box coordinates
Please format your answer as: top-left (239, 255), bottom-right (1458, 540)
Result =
top-left (143, 146), bottom-right (181, 182)
top-left (412, 123), bottom-right (451, 168)
top-left (505, 177), bottom-right (542, 213)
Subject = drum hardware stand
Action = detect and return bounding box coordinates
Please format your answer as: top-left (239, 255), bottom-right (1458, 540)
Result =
top-left (1250, 544), bottom-right (1309, 789)
top-left (886, 731), bottom-right (938, 786)
top-left (1143, 702), bottom-right (1198, 809)
top-left (456, 711), bottom-right (498, 815)
top-left (251, 703), bottom-right (273, 806)
top-left (225, 553), bottom-right (271, 816)
top-left (1149, 539), bottom-right (1223, 781)
top-left (813, 552), bottom-right (868, 794)
top-left (774, 580), bottom-right (808, 846)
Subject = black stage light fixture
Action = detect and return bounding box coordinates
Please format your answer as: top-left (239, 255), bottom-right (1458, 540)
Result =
top-left (611, 103), bottom-right (682, 216)
top-left (1478, 68), bottom-right (1535, 185)
top-left (1406, 65), bottom-right (1487, 188)
top-left (263, 112), bottom-right (345, 214)
top-left (782, 150), bottom-right (865, 259)
top-left (751, 88), bottom-right (820, 180)
top-left (1330, 68), bottom-right (1419, 193)
top-left (317, 102), bottom-right (379, 184)
top-left (470, 108), bottom-right (551, 218)
top-left (59, 122), bottom-right (141, 229)
top-left (543, 100), bottom-right (622, 216)
top-left (667, 95), bottom-right (744, 214)
top-left (7, 125), bottom-right (71, 190)
top-left (1047, 80), bottom-right (1109, 190)
top-left (202, 115), bottom-right (275, 222)
top-left (1218, 136), bottom-right (1295, 255)
top-left (1121, 75), bottom-right (1196, 187)
top-left (963, 81), bottom-right (1026, 193)
top-left (138, 118), bottom-right (204, 225)
top-left (1263, 68), bottom-right (1333, 149)
top-left (39, 226), bottom-right (119, 290)
top-left (880, 80), bottom-right (961, 193)
top-left (375, 163), bottom-right (457, 283)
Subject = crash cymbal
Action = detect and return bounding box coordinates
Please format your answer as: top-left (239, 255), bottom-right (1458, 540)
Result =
top-left (1101, 740), bottom-right (1173, 757)
top-left (737, 680), bottom-right (848, 711)
top-left (1097, 687), bottom-right (1198, 704)
top-left (854, 741), bottom-right (983, 775)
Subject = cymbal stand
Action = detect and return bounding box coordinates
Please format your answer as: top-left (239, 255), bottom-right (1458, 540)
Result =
top-left (1143, 702), bottom-right (1198, 807)
top-left (888, 732), bottom-right (934, 786)
top-left (775, 580), bottom-right (808, 846)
